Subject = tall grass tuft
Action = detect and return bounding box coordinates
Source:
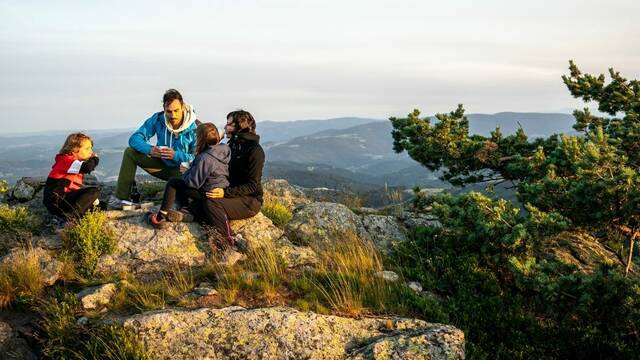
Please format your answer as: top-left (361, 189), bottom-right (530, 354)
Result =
top-left (261, 200), bottom-right (293, 227)
top-left (61, 210), bottom-right (116, 277)
top-left (0, 246), bottom-right (49, 307)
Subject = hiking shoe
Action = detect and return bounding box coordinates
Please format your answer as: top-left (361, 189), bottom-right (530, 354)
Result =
top-left (50, 215), bottom-right (67, 231)
top-left (144, 212), bottom-right (166, 229)
top-left (165, 208), bottom-right (194, 223)
top-left (231, 234), bottom-right (248, 253)
top-left (107, 195), bottom-right (126, 210)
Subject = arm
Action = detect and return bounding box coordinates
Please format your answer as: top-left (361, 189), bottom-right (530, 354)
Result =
top-left (225, 146), bottom-right (265, 198)
top-left (128, 113), bottom-right (159, 155)
top-left (79, 156), bottom-right (99, 174)
top-left (182, 156), bottom-right (212, 190)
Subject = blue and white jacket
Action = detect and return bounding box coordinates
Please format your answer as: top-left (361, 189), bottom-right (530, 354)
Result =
top-left (128, 103), bottom-right (198, 167)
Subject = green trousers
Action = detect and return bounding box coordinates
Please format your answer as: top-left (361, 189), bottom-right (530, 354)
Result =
top-left (115, 147), bottom-right (181, 200)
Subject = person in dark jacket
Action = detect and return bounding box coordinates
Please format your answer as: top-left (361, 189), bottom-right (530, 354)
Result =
top-left (196, 110), bottom-right (265, 246)
top-left (43, 133), bottom-right (100, 223)
top-left (145, 123), bottom-right (230, 229)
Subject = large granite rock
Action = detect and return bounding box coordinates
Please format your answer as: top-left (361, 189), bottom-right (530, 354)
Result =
top-left (8, 177), bottom-right (46, 202)
top-left (361, 215), bottom-right (408, 251)
top-left (95, 210), bottom-right (317, 277)
top-left (95, 210), bottom-right (207, 277)
top-left (76, 283), bottom-right (117, 311)
top-left (122, 306), bottom-right (464, 360)
top-left (262, 179), bottom-right (310, 209)
top-left (286, 202), bottom-right (368, 247)
top-left (0, 247), bottom-right (63, 286)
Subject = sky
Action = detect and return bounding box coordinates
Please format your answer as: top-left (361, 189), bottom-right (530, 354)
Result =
top-left (1, 0), bottom-right (638, 133)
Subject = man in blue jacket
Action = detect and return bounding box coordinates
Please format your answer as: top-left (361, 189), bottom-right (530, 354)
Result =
top-left (108, 89), bottom-right (198, 209)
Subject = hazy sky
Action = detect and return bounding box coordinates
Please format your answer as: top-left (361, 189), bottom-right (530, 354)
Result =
top-left (1, 0), bottom-right (638, 133)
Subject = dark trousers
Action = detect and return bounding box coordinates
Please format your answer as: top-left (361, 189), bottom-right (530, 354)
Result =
top-left (193, 196), bottom-right (262, 237)
top-left (44, 187), bottom-right (100, 221)
top-left (160, 177), bottom-right (202, 212)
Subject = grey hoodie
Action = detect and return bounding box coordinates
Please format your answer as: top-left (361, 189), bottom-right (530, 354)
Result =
top-left (182, 144), bottom-right (230, 192)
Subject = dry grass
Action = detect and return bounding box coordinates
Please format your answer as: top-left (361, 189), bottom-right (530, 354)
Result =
top-left (0, 246), bottom-right (48, 308)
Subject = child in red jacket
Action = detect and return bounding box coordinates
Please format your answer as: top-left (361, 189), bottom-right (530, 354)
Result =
top-left (43, 133), bottom-right (100, 223)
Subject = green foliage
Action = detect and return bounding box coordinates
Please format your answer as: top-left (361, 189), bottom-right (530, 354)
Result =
top-left (391, 192), bottom-right (640, 359)
top-left (0, 179), bottom-right (9, 194)
top-left (0, 204), bottom-right (41, 234)
top-left (390, 62), bottom-right (640, 233)
top-left (61, 210), bottom-right (116, 277)
top-left (138, 181), bottom-right (165, 200)
top-left (261, 201), bottom-right (293, 227)
top-left (38, 291), bottom-right (152, 359)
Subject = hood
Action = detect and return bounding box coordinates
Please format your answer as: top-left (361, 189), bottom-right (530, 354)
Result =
top-left (165, 102), bottom-right (197, 135)
top-left (203, 144), bottom-right (231, 164)
top-left (232, 132), bottom-right (260, 144)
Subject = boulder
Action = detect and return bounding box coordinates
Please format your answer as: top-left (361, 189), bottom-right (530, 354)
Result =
top-left (0, 247), bottom-right (63, 286)
top-left (285, 202), bottom-right (367, 247)
top-left (262, 179), bottom-right (310, 209)
top-left (0, 321), bottom-right (37, 360)
top-left (95, 210), bottom-right (207, 277)
top-left (361, 214), bottom-right (408, 251)
top-left (76, 283), bottom-right (117, 311)
top-left (122, 306), bottom-right (464, 360)
top-left (9, 177), bottom-right (46, 202)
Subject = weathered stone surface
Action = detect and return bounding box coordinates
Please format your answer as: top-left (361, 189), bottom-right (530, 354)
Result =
top-left (9, 177), bottom-right (46, 202)
top-left (77, 283), bottom-right (117, 310)
top-left (399, 212), bottom-right (441, 231)
top-left (0, 321), bottom-right (37, 360)
top-left (262, 179), bottom-right (310, 209)
top-left (375, 271), bottom-right (400, 282)
top-left (95, 211), bottom-right (207, 277)
top-left (546, 231), bottom-right (625, 273)
top-left (361, 214), bottom-right (408, 251)
top-left (229, 212), bottom-right (284, 249)
top-left (122, 306), bottom-right (464, 360)
top-left (286, 202), bottom-right (367, 247)
top-left (0, 247), bottom-right (63, 286)
top-left (408, 281), bottom-right (423, 293)
top-left (272, 237), bottom-right (319, 269)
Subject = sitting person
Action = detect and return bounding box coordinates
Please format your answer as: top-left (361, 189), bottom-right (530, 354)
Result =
top-left (108, 88), bottom-right (199, 209)
top-left (43, 133), bottom-right (100, 225)
top-left (194, 110), bottom-right (265, 249)
top-left (145, 123), bottom-right (230, 229)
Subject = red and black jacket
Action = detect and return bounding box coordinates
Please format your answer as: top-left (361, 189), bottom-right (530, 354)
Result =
top-left (43, 154), bottom-right (99, 200)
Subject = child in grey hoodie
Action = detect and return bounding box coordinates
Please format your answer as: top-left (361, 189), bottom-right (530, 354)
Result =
top-left (146, 123), bottom-right (229, 228)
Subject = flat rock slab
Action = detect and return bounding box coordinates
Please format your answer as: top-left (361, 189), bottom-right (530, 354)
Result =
top-left (122, 306), bottom-right (464, 360)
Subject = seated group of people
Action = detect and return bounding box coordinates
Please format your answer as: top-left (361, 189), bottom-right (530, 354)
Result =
top-left (43, 89), bottom-right (264, 247)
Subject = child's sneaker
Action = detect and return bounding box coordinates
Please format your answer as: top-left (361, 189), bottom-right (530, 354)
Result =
top-left (50, 215), bottom-right (67, 233)
top-left (144, 212), bottom-right (166, 229)
top-left (165, 208), bottom-right (194, 223)
top-left (231, 233), bottom-right (248, 253)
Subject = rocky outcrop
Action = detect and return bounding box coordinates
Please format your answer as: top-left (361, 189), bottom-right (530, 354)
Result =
top-left (95, 210), bottom-right (317, 277)
top-left (0, 247), bottom-right (63, 287)
top-left (122, 306), bottom-right (464, 360)
top-left (286, 202), bottom-right (368, 247)
top-left (286, 202), bottom-right (413, 252)
top-left (95, 210), bottom-right (207, 277)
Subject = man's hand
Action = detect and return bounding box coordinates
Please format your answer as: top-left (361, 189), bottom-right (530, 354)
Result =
top-left (206, 188), bottom-right (225, 199)
top-left (161, 147), bottom-right (175, 160)
top-left (150, 146), bottom-right (163, 158)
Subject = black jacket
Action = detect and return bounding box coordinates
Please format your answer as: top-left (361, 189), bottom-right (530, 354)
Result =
top-left (225, 132), bottom-right (265, 201)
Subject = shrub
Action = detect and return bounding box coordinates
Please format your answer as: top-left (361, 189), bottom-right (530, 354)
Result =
top-left (261, 201), bottom-right (292, 227)
top-left (0, 179), bottom-right (9, 194)
top-left (61, 210), bottom-right (116, 277)
top-left (38, 291), bottom-right (151, 359)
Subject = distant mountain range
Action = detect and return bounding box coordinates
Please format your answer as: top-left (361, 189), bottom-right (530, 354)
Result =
top-left (0, 112), bottom-right (578, 192)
